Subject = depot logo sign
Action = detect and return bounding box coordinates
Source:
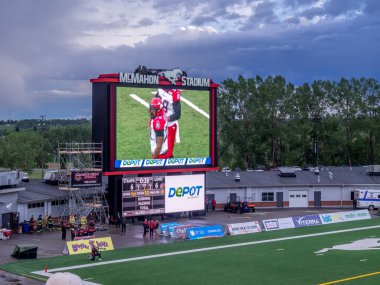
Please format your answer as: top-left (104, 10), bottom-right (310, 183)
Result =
top-left (164, 174), bottom-right (205, 213)
top-left (168, 185), bottom-right (203, 199)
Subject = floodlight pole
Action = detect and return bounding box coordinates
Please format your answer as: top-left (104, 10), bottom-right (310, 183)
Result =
top-left (40, 115), bottom-right (46, 179)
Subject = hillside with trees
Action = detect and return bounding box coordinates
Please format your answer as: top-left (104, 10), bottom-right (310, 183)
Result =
top-left (0, 119), bottom-right (91, 173)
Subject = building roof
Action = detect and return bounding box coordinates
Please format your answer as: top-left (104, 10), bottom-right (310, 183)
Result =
top-left (17, 179), bottom-right (104, 203)
top-left (206, 166), bottom-right (380, 189)
top-left (17, 180), bottom-right (61, 203)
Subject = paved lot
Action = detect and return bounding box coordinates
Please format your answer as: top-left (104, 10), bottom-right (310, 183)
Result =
top-left (0, 207), bottom-right (374, 284)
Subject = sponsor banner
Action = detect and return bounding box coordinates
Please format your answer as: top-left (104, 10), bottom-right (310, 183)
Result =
top-left (262, 218), bottom-right (295, 231)
top-left (171, 225), bottom-right (192, 239)
top-left (165, 174), bottom-right (205, 213)
top-left (115, 157), bottom-right (211, 168)
top-left (320, 209), bottom-right (371, 224)
top-left (116, 160), bottom-right (144, 168)
top-left (292, 215), bottom-right (322, 228)
top-left (159, 222), bottom-right (182, 236)
top-left (186, 225), bottom-right (224, 240)
top-left (164, 223), bottom-right (185, 237)
top-left (66, 237), bottom-right (114, 255)
top-left (143, 159), bottom-right (166, 167)
top-left (71, 171), bottom-right (102, 187)
top-left (226, 221), bottom-right (262, 235)
top-left (262, 219), bottom-right (279, 231)
top-left (277, 217), bottom-right (296, 229)
top-left (165, 158), bottom-right (187, 166)
top-left (186, 157), bottom-right (208, 165)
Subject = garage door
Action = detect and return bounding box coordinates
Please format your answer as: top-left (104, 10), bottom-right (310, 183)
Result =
top-left (289, 191), bottom-right (308, 208)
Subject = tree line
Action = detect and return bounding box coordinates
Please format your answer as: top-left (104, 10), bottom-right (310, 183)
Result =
top-left (218, 76), bottom-right (380, 170)
top-left (0, 119), bottom-right (91, 173)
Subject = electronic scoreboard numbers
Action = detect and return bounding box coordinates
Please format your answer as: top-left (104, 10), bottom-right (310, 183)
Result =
top-left (122, 176), bottom-right (165, 216)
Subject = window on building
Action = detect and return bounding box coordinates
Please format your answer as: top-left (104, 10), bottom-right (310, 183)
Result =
top-left (27, 202), bottom-right (45, 209)
top-left (51, 199), bottom-right (67, 206)
top-left (262, 192), bottom-right (274, 201)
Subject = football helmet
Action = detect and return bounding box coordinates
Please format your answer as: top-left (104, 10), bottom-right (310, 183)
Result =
top-left (149, 97), bottom-right (163, 118)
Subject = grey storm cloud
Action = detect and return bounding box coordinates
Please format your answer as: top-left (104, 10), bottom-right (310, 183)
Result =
top-left (0, 0), bottom-right (379, 120)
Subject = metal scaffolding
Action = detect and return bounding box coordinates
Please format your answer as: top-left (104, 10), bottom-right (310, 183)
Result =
top-left (57, 142), bottom-right (108, 226)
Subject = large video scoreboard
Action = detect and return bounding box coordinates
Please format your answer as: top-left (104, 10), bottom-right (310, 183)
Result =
top-left (91, 67), bottom-right (219, 175)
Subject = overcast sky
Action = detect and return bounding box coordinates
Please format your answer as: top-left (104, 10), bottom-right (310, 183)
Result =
top-left (0, 0), bottom-right (379, 120)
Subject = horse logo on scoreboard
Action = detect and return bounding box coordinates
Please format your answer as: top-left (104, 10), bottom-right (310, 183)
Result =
top-left (158, 68), bottom-right (184, 85)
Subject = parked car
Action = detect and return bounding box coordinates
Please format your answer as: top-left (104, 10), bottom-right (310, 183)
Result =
top-left (221, 167), bottom-right (231, 172)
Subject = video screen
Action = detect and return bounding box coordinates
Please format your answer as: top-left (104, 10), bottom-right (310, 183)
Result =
top-left (115, 86), bottom-right (211, 169)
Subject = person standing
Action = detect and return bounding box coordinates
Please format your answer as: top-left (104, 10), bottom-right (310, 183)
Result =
top-left (212, 199), bottom-right (216, 212)
top-left (149, 220), bottom-right (156, 238)
top-left (36, 215), bottom-right (43, 233)
top-left (80, 215), bottom-right (87, 228)
top-left (69, 213), bottom-right (75, 228)
top-left (149, 97), bottom-right (169, 159)
top-left (61, 222), bottom-right (67, 240)
top-left (143, 219), bottom-right (149, 238)
top-left (44, 213), bottom-right (49, 231)
top-left (121, 215), bottom-right (127, 236)
top-left (70, 227), bottom-right (76, 241)
top-left (154, 219), bottom-right (160, 236)
top-left (29, 215), bottom-right (35, 234)
top-left (47, 214), bottom-right (55, 231)
top-left (154, 88), bottom-right (181, 157)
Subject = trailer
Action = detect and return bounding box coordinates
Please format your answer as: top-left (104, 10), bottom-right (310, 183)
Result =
top-left (354, 189), bottom-right (380, 210)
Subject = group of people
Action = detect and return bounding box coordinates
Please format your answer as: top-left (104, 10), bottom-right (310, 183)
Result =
top-left (111, 213), bottom-right (128, 236)
top-left (28, 213), bottom-right (55, 233)
top-left (66, 212), bottom-right (96, 241)
top-left (205, 198), bottom-right (217, 212)
top-left (149, 88), bottom-right (181, 159)
top-left (143, 219), bottom-right (160, 238)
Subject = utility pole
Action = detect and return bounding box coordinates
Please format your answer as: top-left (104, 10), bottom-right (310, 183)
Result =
top-left (39, 115), bottom-right (46, 179)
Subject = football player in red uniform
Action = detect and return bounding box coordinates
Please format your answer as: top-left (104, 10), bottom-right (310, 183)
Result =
top-left (149, 97), bottom-right (169, 159)
top-left (155, 89), bottom-right (181, 157)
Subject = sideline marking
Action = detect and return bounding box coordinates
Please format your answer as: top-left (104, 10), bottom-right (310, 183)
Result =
top-left (32, 225), bottom-right (380, 277)
top-left (319, 271), bottom-right (380, 284)
top-left (21, 273), bottom-right (47, 282)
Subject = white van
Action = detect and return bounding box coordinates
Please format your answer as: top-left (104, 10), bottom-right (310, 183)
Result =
top-left (354, 189), bottom-right (380, 210)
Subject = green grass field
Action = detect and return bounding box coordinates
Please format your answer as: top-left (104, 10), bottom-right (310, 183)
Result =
top-left (116, 87), bottom-right (210, 160)
top-left (2, 219), bottom-right (380, 285)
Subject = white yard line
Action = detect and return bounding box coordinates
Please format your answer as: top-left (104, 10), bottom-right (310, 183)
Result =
top-left (32, 224), bottom-right (380, 283)
top-left (181, 96), bottom-right (209, 119)
top-left (130, 94), bottom-right (149, 108)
